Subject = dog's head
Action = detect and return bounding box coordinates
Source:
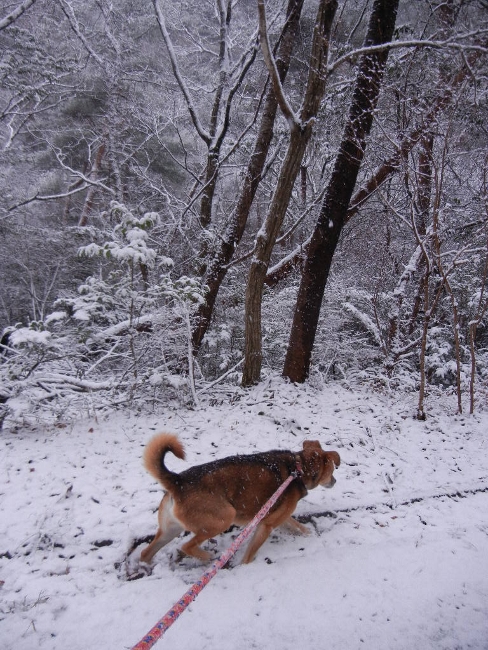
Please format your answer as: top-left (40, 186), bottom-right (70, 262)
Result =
top-left (299, 440), bottom-right (340, 490)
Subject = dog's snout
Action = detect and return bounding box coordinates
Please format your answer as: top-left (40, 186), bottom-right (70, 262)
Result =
top-left (324, 476), bottom-right (336, 488)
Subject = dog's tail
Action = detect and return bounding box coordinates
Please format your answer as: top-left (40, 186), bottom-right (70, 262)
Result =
top-left (143, 433), bottom-right (185, 491)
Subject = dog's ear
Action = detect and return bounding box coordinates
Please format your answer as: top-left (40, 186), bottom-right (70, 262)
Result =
top-left (326, 451), bottom-right (341, 468)
top-left (302, 440), bottom-right (322, 454)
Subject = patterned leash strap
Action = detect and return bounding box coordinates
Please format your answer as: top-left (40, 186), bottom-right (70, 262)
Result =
top-left (131, 471), bottom-right (298, 650)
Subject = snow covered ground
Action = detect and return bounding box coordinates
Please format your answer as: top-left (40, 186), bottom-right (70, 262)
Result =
top-left (1, 378), bottom-right (487, 650)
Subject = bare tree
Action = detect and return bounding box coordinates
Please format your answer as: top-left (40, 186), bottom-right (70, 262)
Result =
top-left (191, 0), bottom-right (306, 353)
top-left (152, 0), bottom-right (258, 233)
top-left (241, 0), bottom-right (338, 386)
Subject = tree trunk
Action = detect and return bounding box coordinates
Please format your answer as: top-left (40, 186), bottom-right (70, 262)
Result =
top-left (78, 140), bottom-right (106, 227)
top-left (241, 125), bottom-right (313, 385)
top-left (405, 133), bottom-right (433, 336)
top-left (199, 1), bottom-right (232, 229)
top-left (199, 150), bottom-right (219, 230)
top-left (469, 244), bottom-right (488, 414)
top-left (191, 0), bottom-right (305, 353)
top-left (283, 0), bottom-right (399, 383)
top-left (242, 0), bottom-right (338, 386)
top-left (0, 0), bottom-right (37, 31)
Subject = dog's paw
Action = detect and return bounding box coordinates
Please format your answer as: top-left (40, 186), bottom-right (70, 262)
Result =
top-left (283, 517), bottom-right (312, 536)
top-left (116, 553), bottom-right (153, 581)
top-left (298, 525), bottom-right (312, 536)
top-left (116, 539), bottom-right (156, 581)
top-left (127, 562), bottom-right (153, 581)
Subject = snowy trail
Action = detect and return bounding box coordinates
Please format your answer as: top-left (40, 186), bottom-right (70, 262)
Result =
top-left (1, 379), bottom-right (487, 649)
top-left (297, 482), bottom-right (488, 523)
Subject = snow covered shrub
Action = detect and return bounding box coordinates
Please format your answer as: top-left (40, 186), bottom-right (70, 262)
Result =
top-left (199, 323), bottom-right (240, 377)
top-left (0, 317), bottom-right (73, 425)
top-left (424, 325), bottom-right (467, 387)
top-left (1, 321), bottom-right (59, 384)
top-left (64, 203), bottom-right (205, 394)
top-left (0, 203), bottom-right (206, 424)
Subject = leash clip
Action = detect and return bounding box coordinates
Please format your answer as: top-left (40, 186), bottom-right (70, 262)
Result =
top-left (293, 456), bottom-right (304, 478)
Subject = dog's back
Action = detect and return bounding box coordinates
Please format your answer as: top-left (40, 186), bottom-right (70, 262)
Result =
top-left (145, 434), bottom-right (304, 510)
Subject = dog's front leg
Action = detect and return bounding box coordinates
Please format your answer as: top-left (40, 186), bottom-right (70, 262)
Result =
top-left (282, 516), bottom-right (311, 536)
top-left (241, 522), bottom-right (274, 564)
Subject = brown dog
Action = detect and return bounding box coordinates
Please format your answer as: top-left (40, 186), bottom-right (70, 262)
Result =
top-left (141, 434), bottom-right (340, 565)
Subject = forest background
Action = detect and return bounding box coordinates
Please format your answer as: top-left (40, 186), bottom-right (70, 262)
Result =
top-left (1, 0), bottom-right (487, 425)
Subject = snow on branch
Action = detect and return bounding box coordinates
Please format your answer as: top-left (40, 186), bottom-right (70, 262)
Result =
top-left (8, 143), bottom-right (116, 211)
top-left (393, 243), bottom-right (425, 298)
top-left (8, 184), bottom-right (90, 212)
top-left (58, 0), bottom-right (107, 71)
top-left (343, 302), bottom-right (383, 347)
top-left (0, 0), bottom-right (36, 31)
top-left (256, 0), bottom-right (299, 130)
top-left (37, 141), bottom-right (116, 198)
top-left (34, 374), bottom-right (116, 392)
top-left (152, 0), bottom-right (211, 145)
top-left (328, 33), bottom-right (488, 74)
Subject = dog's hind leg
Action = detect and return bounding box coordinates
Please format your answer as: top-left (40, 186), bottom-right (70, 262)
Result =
top-left (178, 502), bottom-right (236, 562)
top-left (141, 494), bottom-right (184, 564)
top-left (179, 533), bottom-right (215, 562)
top-left (140, 521), bottom-right (183, 564)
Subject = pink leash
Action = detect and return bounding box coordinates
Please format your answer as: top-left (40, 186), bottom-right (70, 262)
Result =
top-left (131, 470), bottom-right (299, 650)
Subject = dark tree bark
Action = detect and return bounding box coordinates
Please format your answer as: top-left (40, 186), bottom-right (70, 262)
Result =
top-left (191, 0), bottom-right (305, 353)
top-left (266, 32), bottom-right (482, 290)
top-left (283, 0), bottom-right (399, 383)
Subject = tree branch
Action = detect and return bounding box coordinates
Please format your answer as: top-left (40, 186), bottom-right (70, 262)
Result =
top-left (256, 0), bottom-right (299, 129)
top-left (0, 0), bottom-right (36, 31)
top-left (57, 0), bottom-right (107, 71)
top-left (152, 0), bottom-right (211, 144)
top-left (8, 185), bottom-right (90, 212)
top-left (328, 33), bottom-right (488, 74)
